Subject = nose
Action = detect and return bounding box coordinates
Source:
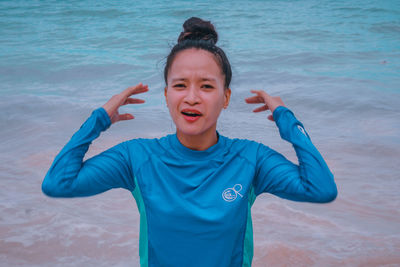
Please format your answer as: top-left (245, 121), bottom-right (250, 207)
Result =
top-left (183, 85), bottom-right (200, 105)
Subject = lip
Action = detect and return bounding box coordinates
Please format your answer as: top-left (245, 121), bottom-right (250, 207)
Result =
top-left (181, 108), bottom-right (202, 122)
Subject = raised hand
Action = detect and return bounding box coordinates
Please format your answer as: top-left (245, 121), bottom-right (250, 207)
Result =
top-left (245, 90), bottom-right (285, 121)
top-left (102, 83), bottom-right (149, 124)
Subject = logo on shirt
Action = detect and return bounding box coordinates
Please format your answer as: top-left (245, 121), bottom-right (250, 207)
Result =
top-left (298, 125), bottom-right (307, 136)
top-left (222, 184), bottom-right (243, 202)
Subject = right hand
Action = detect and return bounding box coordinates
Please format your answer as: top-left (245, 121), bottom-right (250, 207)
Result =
top-left (102, 83), bottom-right (149, 124)
top-left (245, 90), bottom-right (285, 121)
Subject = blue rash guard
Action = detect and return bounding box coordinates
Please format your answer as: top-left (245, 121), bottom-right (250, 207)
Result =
top-left (42, 106), bottom-right (337, 267)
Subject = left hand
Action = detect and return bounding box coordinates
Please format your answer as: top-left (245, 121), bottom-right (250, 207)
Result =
top-left (245, 90), bottom-right (285, 121)
top-left (102, 83), bottom-right (148, 124)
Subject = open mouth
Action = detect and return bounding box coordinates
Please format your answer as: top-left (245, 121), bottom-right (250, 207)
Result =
top-left (181, 111), bottom-right (202, 117)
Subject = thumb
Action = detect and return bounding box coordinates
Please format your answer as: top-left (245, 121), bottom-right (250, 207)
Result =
top-left (118, 113), bottom-right (135, 121)
top-left (267, 114), bottom-right (274, 121)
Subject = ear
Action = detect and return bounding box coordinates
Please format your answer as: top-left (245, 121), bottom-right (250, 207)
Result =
top-left (164, 87), bottom-right (168, 106)
top-left (223, 88), bottom-right (231, 109)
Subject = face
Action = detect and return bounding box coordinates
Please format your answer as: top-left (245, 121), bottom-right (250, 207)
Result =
top-left (165, 48), bottom-right (231, 138)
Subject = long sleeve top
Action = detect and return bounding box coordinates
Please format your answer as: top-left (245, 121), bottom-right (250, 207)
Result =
top-left (42, 106), bottom-right (337, 267)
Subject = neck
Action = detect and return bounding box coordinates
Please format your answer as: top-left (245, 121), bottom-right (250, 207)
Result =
top-left (176, 129), bottom-right (218, 151)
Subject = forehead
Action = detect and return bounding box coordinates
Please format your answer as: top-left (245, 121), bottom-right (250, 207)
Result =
top-left (169, 48), bottom-right (223, 80)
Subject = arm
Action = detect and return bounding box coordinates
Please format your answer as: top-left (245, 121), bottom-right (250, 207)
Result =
top-left (42, 83), bottom-right (149, 198)
top-left (246, 91), bottom-right (337, 203)
top-left (42, 108), bottom-right (134, 197)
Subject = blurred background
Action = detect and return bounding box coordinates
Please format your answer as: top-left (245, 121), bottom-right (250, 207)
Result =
top-left (1, 0), bottom-right (399, 266)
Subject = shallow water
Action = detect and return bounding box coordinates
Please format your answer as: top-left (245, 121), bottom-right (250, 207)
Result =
top-left (1, 0), bottom-right (400, 266)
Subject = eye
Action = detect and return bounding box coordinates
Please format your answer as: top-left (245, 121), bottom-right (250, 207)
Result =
top-left (202, 84), bottom-right (214, 89)
top-left (173, 83), bottom-right (186, 88)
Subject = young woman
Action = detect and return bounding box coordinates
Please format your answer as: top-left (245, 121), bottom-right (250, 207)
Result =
top-left (42, 17), bottom-right (337, 267)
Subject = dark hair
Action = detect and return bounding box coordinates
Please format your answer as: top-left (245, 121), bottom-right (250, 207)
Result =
top-left (164, 17), bottom-right (232, 89)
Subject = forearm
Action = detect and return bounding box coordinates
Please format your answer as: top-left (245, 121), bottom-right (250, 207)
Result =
top-left (272, 106), bottom-right (337, 202)
top-left (42, 107), bottom-right (127, 197)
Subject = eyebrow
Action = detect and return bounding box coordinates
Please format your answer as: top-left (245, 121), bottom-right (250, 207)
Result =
top-left (171, 78), bottom-right (217, 82)
top-left (201, 78), bottom-right (216, 82)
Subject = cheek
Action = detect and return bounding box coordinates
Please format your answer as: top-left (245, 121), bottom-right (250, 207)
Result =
top-left (206, 93), bottom-right (225, 115)
top-left (166, 91), bottom-right (181, 113)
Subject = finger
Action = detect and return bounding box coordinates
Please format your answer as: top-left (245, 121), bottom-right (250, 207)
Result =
top-left (250, 90), bottom-right (272, 103)
top-left (253, 105), bottom-right (269, 113)
top-left (122, 98), bottom-right (146, 105)
top-left (118, 113), bottom-right (135, 121)
top-left (245, 95), bottom-right (265, 104)
top-left (123, 83), bottom-right (149, 97)
top-left (251, 89), bottom-right (270, 97)
top-left (268, 114), bottom-right (274, 121)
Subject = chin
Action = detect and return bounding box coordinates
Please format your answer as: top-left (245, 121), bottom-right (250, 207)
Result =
top-left (177, 126), bottom-right (206, 137)
top-left (176, 122), bottom-right (216, 138)
top-left (172, 115), bottom-right (218, 137)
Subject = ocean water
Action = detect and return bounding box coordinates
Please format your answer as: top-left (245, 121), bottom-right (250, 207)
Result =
top-left (1, 0), bottom-right (400, 266)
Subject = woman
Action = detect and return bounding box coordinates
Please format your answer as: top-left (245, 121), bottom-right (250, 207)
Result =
top-left (42, 17), bottom-right (337, 267)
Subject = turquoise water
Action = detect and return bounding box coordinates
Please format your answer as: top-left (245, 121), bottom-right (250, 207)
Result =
top-left (1, 1), bottom-right (400, 266)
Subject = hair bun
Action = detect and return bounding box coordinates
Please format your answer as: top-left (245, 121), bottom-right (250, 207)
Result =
top-left (178, 17), bottom-right (218, 45)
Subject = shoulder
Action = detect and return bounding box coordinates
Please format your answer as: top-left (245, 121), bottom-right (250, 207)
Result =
top-left (123, 135), bottom-right (170, 155)
top-left (222, 136), bottom-right (271, 162)
top-left (116, 135), bottom-right (171, 171)
top-left (223, 135), bottom-right (266, 150)
top-left (224, 136), bottom-right (258, 149)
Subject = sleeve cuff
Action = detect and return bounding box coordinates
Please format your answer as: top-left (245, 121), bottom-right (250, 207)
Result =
top-left (272, 105), bottom-right (289, 122)
top-left (93, 107), bottom-right (112, 130)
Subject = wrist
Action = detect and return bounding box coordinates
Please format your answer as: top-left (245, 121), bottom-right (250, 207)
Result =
top-left (272, 106), bottom-right (287, 121)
